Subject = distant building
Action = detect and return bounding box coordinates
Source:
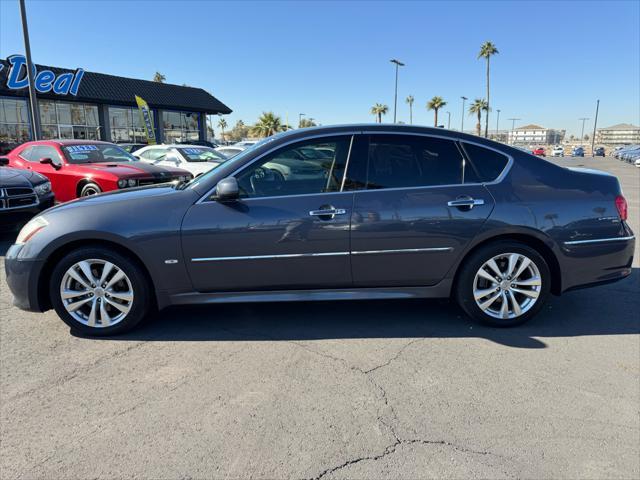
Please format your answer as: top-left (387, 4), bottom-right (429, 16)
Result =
top-left (595, 123), bottom-right (640, 145)
top-left (508, 124), bottom-right (565, 145)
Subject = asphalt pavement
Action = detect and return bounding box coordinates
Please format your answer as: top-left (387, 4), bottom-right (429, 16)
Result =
top-left (1, 156), bottom-right (638, 479)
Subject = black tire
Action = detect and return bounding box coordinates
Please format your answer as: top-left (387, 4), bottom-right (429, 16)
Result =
top-left (80, 182), bottom-right (102, 197)
top-left (50, 247), bottom-right (151, 336)
top-left (455, 241), bottom-right (551, 327)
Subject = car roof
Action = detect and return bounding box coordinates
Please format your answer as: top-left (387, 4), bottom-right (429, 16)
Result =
top-left (22, 139), bottom-right (114, 146)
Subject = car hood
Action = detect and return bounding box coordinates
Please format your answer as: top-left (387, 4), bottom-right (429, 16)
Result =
top-left (180, 162), bottom-right (220, 176)
top-left (0, 166), bottom-right (48, 187)
top-left (75, 161), bottom-right (188, 177)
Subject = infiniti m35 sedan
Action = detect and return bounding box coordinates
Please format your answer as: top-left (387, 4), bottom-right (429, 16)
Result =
top-left (5, 125), bottom-right (635, 336)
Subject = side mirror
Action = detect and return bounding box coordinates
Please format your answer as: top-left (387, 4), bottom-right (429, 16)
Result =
top-left (0, 156), bottom-right (9, 166)
top-left (215, 177), bottom-right (239, 202)
top-left (39, 157), bottom-right (62, 170)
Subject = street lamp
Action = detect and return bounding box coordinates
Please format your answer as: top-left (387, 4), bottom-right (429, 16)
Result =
top-left (390, 59), bottom-right (405, 123)
top-left (446, 111), bottom-right (451, 129)
top-left (460, 96), bottom-right (467, 132)
top-left (508, 117), bottom-right (521, 144)
top-left (298, 113), bottom-right (305, 128)
top-left (19, 0), bottom-right (40, 140)
top-left (578, 117), bottom-right (589, 142)
top-left (496, 109), bottom-right (501, 140)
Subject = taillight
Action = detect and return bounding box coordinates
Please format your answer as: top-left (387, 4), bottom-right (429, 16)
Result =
top-left (615, 195), bottom-right (628, 221)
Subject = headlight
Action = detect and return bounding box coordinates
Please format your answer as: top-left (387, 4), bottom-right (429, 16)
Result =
top-left (34, 181), bottom-right (51, 196)
top-left (16, 216), bottom-right (49, 245)
top-left (127, 179), bottom-right (137, 187)
top-left (117, 179), bottom-right (127, 188)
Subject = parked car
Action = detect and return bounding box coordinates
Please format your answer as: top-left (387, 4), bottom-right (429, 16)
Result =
top-left (135, 144), bottom-right (229, 176)
top-left (118, 143), bottom-right (147, 154)
top-left (0, 156), bottom-right (55, 231)
top-left (234, 140), bottom-right (259, 147)
top-left (5, 124), bottom-right (634, 336)
top-left (175, 139), bottom-right (219, 149)
top-left (551, 146), bottom-right (564, 157)
top-left (621, 146), bottom-right (640, 162)
top-left (215, 146), bottom-right (246, 158)
top-left (5, 140), bottom-right (192, 202)
top-left (593, 147), bottom-right (606, 157)
top-left (571, 146), bottom-right (585, 157)
top-left (532, 147), bottom-right (545, 156)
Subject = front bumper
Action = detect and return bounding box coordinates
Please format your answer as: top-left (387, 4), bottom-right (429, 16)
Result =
top-left (4, 244), bottom-right (46, 312)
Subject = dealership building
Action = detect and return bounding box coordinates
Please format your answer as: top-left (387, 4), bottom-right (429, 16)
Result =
top-left (0, 55), bottom-right (231, 147)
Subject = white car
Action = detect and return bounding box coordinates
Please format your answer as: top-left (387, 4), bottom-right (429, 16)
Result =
top-left (135, 144), bottom-right (228, 176)
top-left (235, 140), bottom-right (258, 147)
top-left (215, 145), bottom-right (247, 158)
top-left (552, 146), bottom-right (564, 157)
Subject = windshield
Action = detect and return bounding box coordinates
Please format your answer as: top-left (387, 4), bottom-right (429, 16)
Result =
top-left (177, 147), bottom-right (227, 163)
top-left (63, 144), bottom-right (137, 164)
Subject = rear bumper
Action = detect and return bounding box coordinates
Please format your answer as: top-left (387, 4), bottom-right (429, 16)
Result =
top-left (4, 245), bottom-right (46, 312)
top-left (560, 234), bottom-right (635, 292)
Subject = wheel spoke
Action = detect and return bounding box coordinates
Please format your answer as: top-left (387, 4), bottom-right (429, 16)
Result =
top-left (99, 262), bottom-right (114, 286)
top-left (67, 269), bottom-right (90, 289)
top-left (506, 254), bottom-right (519, 278)
top-left (104, 298), bottom-right (129, 314)
top-left (105, 269), bottom-right (126, 289)
top-left (77, 261), bottom-right (97, 286)
top-left (499, 291), bottom-right (509, 318)
top-left (514, 276), bottom-right (541, 287)
top-left (474, 286), bottom-right (499, 301)
top-left (476, 267), bottom-right (497, 283)
top-left (508, 290), bottom-right (522, 316)
top-left (66, 296), bottom-right (93, 312)
top-left (61, 289), bottom-right (88, 300)
top-left (99, 300), bottom-right (111, 327)
top-left (106, 290), bottom-right (133, 301)
top-left (478, 291), bottom-right (501, 311)
top-left (485, 258), bottom-right (503, 278)
top-left (87, 299), bottom-right (97, 327)
top-left (511, 287), bottom-right (539, 299)
top-left (513, 257), bottom-right (532, 280)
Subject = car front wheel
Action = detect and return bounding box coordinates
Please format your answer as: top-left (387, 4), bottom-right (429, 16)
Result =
top-left (80, 182), bottom-right (102, 197)
top-left (50, 247), bottom-right (151, 336)
top-left (456, 241), bottom-right (551, 327)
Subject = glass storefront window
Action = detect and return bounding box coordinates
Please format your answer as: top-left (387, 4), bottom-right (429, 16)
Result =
top-left (162, 111), bottom-right (200, 143)
top-left (108, 106), bottom-right (155, 143)
top-left (58, 126), bottom-right (73, 139)
top-left (37, 100), bottom-right (101, 141)
top-left (86, 105), bottom-right (99, 126)
top-left (0, 98), bottom-right (31, 147)
top-left (71, 104), bottom-right (86, 125)
top-left (56, 102), bottom-right (72, 124)
top-left (39, 101), bottom-right (57, 124)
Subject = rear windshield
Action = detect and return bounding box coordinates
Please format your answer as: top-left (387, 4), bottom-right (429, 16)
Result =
top-left (177, 147), bottom-right (227, 163)
top-left (62, 144), bottom-right (137, 164)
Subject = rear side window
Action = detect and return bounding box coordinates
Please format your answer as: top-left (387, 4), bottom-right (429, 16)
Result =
top-left (363, 134), bottom-right (471, 189)
top-left (461, 143), bottom-right (509, 182)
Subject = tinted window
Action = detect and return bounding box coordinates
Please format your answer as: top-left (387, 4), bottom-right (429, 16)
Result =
top-left (62, 144), bottom-right (136, 163)
top-left (26, 146), bottom-right (63, 163)
top-left (364, 135), bottom-right (467, 189)
top-left (461, 143), bottom-right (509, 182)
top-left (235, 136), bottom-right (351, 199)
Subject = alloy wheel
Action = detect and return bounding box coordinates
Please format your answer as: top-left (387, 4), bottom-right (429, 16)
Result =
top-left (472, 252), bottom-right (542, 320)
top-left (59, 259), bottom-right (134, 328)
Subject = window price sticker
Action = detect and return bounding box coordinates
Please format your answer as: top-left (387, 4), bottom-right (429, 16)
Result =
top-left (67, 145), bottom-right (99, 152)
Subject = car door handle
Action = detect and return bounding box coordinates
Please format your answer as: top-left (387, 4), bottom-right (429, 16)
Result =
top-left (309, 208), bottom-right (347, 217)
top-left (447, 197), bottom-right (485, 209)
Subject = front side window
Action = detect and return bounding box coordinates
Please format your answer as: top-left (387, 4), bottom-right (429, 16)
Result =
top-left (235, 136), bottom-right (352, 199)
top-left (363, 135), bottom-right (473, 189)
top-left (28, 145), bottom-right (63, 163)
top-left (62, 144), bottom-right (136, 164)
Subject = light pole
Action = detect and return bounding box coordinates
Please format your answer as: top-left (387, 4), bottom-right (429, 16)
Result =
top-left (390, 59), bottom-right (405, 123)
top-left (298, 113), bottom-right (305, 128)
top-left (496, 109), bottom-right (501, 140)
top-left (19, 0), bottom-right (41, 140)
top-left (460, 96), bottom-right (468, 132)
top-left (591, 100), bottom-right (599, 156)
top-left (578, 117), bottom-right (589, 142)
top-left (446, 111), bottom-right (451, 129)
top-left (508, 117), bottom-right (521, 144)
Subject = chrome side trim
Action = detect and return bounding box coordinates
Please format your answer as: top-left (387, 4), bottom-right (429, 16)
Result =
top-left (191, 251), bottom-right (350, 262)
top-left (564, 235), bottom-right (635, 246)
top-left (352, 247), bottom-right (453, 255)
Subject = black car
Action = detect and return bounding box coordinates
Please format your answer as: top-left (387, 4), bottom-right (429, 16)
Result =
top-left (0, 156), bottom-right (55, 231)
top-left (594, 147), bottom-right (606, 157)
top-left (4, 125), bottom-right (635, 336)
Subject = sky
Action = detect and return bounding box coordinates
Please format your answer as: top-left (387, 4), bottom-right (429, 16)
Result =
top-left (1, 0), bottom-right (639, 136)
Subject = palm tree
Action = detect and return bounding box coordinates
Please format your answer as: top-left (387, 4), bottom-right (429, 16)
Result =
top-left (370, 103), bottom-right (389, 123)
top-left (426, 96), bottom-right (447, 127)
top-left (251, 112), bottom-right (285, 138)
top-left (478, 41), bottom-right (498, 138)
top-left (468, 98), bottom-right (488, 136)
top-left (405, 95), bottom-right (415, 124)
top-left (217, 118), bottom-right (228, 141)
top-left (152, 71), bottom-right (166, 83)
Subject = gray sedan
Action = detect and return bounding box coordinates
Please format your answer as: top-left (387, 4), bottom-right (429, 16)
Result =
top-left (4, 124), bottom-right (635, 336)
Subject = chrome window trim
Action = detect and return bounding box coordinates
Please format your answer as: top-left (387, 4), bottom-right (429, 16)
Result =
top-left (564, 235), bottom-right (635, 246)
top-left (196, 131), bottom-right (360, 204)
top-left (190, 247), bottom-right (454, 263)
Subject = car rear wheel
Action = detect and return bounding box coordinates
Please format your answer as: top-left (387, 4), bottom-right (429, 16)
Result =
top-left (80, 182), bottom-right (102, 197)
top-left (50, 247), bottom-right (151, 336)
top-left (455, 241), bottom-right (550, 327)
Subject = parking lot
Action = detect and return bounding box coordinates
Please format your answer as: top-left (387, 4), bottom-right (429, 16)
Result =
top-left (1, 156), bottom-right (638, 479)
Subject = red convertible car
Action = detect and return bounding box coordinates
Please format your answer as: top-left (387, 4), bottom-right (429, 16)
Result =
top-left (532, 147), bottom-right (546, 156)
top-left (6, 140), bottom-right (192, 202)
